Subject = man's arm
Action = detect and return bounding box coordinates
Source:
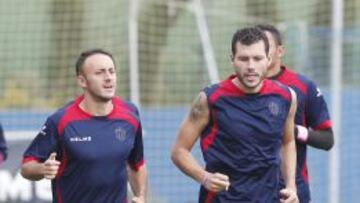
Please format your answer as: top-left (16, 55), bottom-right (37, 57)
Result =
top-left (171, 92), bottom-right (230, 192)
top-left (21, 161), bottom-right (46, 181)
top-left (280, 89), bottom-right (298, 203)
top-left (128, 164), bottom-right (147, 203)
top-left (295, 126), bottom-right (334, 150)
top-left (299, 81), bottom-right (334, 150)
top-left (21, 153), bottom-right (60, 181)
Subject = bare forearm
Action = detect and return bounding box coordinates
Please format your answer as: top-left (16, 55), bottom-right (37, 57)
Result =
top-left (171, 148), bottom-right (205, 184)
top-left (281, 140), bottom-right (297, 189)
top-left (280, 88), bottom-right (297, 189)
top-left (21, 161), bottom-right (45, 181)
top-left (171, 92), bottom-right (209, 185)
top-left (128, 165), bottom-right (147, 198)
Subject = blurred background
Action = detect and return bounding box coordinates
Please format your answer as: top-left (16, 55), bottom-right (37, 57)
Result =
top-left (0, 0), bottom-right (358, 202)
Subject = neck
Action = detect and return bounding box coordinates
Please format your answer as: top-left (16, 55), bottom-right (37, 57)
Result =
top-left (266, 62), bottom-right (282, 78)
top-left (232, 77), bottom-right (263, 94)
top-left (79, 94), bottom-right (114, 116)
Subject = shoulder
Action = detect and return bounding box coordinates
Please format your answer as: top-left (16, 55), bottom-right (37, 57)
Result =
top-left (294, 72), bottom-right (315, 86)
top-left (112, 96), bottom-right (140, 115)
top-left (48, 99), bottom-right (78, 125)
top-left (278, 67), bottom-right (316, 95)
top-left (262, 79), bottom-right (292, 101)
top-left (202, 82), bottom-right (221, 96)
top-left (111, 97), bottom-right (142, 128)
top-left (294, 73), bottom-right (323, 99)
top-left (204, 74), bottom-right (238, 94)
top-left (203, 75), bottom-right (242, 103)
top-left (286, 68), bottom-right (317, 89)
top-left (110, 97), bottom-right (142, 131)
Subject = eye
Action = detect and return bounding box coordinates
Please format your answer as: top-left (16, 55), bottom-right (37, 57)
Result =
top-left (254, 56), bottom-right (264, 61)
top-left (237, 56), bottom-right (248, 61)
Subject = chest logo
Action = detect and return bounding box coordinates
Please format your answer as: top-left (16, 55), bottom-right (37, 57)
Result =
top-left (268, 101), bottom-right (280, 116)
top-left (115, 127), bottom-right (127, 141)
top-left (70, 136), bottom-right (92, 142)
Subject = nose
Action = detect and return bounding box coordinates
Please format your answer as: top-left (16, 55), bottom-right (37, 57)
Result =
top-left (104, 71), bottom-right (113, 81)
top-left (247, 59), bottom-right (255, 71)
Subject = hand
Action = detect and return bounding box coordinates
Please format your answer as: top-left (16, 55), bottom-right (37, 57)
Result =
top-left (201, 172), bottom-right (230, 192)
top-left (42, 153), bottom-right (60, 180)
top-left (131, 196), bottom-right (145, 203)
top-left (295, 125), bottom-right (308, 142)
top-left (280, 188), bottom-right (298, 203)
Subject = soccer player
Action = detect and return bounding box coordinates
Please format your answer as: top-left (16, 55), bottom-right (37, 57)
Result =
top-left (0, 123), bottom-right (8, 166)
top-left (21, 49), bottom-right (147, 203)
top-left (257, 24), bottom-right (334, 203)
top-left (171, 27), bottom-right (299, 203)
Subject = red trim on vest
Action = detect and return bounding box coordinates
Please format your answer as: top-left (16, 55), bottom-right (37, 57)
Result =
top-left (57, 96), bottom-right (91, 135)
top-left (205, 191), bottom-right (216, 203)
top-left (313, 120), bottom-right (332, 130)
top-left (129, 159), bottom-right (145, 171)
top-left (260, 79), bottom-right (291, 101)
top-left (277, 66), bottom-right (308, 95)
top-left (201, 110), bottom-right (218, 152)
top-left (108, 110), bottom-right (139, 132)
top-left (209, 76), bottom-right (244, 103)
top-left (301, 156), bottom-right (309, 184)
top-left (108, 97), bottom-right (139, 131)
top-left (22, 156), bottom-right (40, 164)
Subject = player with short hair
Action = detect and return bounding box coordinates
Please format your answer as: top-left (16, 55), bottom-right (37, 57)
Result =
top-left (257, 24), bottom-right (334, 203)
top-left (21, 49), bottom-right (147, 203)
top-left (0, 124), bottom-right (8, 166)
top-left (171, 27), bottom-right (298, 203)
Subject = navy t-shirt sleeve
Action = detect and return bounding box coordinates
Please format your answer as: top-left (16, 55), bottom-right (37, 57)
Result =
top-left (0, 124), bottom-right (8, 161)
top-left (306, 81), bottom-right (332, 130)
top-left (127, 120), bottom-right (144, 171)
top-left (23, 118), bottom-right (59, 163)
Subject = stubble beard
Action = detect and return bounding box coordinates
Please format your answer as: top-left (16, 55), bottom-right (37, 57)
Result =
top-left (88, 90), bottom-right (114, 103)
top-left (238, 73), bottom-right (264, 90)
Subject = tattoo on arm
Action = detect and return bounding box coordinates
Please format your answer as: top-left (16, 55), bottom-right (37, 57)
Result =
top-left (189, 93), bottom-right (209, 124)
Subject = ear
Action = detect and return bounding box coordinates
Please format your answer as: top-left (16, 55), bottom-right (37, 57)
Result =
top-left (277, 45), bottom-right (285, 58)
top-left (77, 74), bottom-right (87, 88)
top-left (267, 55), bottom-right (273, 68)
top-left (230, 54), bottom-right (235, 65)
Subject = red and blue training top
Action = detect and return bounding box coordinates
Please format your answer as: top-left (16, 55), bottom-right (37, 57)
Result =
top-left (22, 96), bottom-right (144, 203)
top-left (272, 66), bottom-right (332, 203)
top-left (199, 75), bottom-right (292, 203)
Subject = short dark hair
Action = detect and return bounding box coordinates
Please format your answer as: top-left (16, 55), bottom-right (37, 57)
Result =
top-left (256, 24), bottom-right (283, 46)
top-left (75, 49), bottom-right (115, 75)
top-left (231, 27), bottom-right (269, 56)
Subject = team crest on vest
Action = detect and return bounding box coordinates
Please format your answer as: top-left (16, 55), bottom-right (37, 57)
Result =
top-left (115, 127), bottom-right (127, 141)
top-left (268, 101), bottom-right (280, 116)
